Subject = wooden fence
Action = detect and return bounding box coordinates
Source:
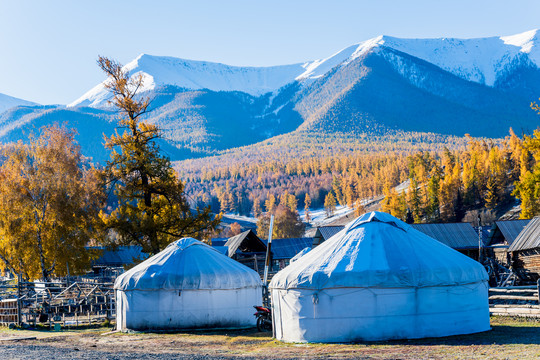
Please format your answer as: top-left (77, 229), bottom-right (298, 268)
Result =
top-left (489, 283), bottom-right (540, 317)
top-left (0, 279), bottom-right (115, 328)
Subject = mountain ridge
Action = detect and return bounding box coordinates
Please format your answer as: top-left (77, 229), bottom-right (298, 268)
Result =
top-left (69, 29), bottom-right (540, 108)
top-left (2, 29), bottom-right (540, 164)
top-left (0, 93), bottom-right (38, 115)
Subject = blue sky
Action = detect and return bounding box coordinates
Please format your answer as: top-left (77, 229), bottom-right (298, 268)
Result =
top-left (1, 0), bottom-right (540, 105)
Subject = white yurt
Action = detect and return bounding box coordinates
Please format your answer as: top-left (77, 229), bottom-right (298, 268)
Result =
top-left (270, 212), bottom-right (490, 343)
top-left (114, 238), bottom-right (262, 331)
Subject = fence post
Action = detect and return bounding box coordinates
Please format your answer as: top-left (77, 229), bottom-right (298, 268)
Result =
top-left (16, 273), bottom-right (22, 326)
top-left (537, 278), bottom-right (540, 306)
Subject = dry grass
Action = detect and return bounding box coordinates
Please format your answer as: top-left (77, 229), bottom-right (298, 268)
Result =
top-left (0, 316), bottom-right (539, 359)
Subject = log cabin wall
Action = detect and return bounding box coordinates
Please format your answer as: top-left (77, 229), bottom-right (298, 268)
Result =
top-left (512, 248), bottom-right (540, 281)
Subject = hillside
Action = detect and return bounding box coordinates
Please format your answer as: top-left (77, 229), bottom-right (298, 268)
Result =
top-left (0, 93), bottom-right (37, 115)
top-left (0, 30), bottom-right (539, 163)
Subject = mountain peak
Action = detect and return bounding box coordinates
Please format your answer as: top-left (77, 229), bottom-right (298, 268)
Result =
top-left (69, 30), bottom-right (540, 107)
top-left (0, 93), bottom-right (37, 114)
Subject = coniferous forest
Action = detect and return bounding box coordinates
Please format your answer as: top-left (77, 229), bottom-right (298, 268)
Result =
top-left (181, 124), bottom-right (540, 225)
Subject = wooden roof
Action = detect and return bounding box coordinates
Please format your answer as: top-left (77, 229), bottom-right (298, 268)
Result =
top-left (224, 229), bottom-right (266, 257)
top-left (315, 225), bottom-right (345, 241)
top-left (267, 238), bottom-right (313, 260)
top-left (489, 219), bottom-right (530, 246)
top-left (508, 217), bottom-right (540, 252)
top-left (411, 222), bottom-right (479, 250)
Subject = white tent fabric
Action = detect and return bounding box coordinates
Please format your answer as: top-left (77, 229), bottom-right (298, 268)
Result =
top-left (289, 247), bottom-right (311, 263)
top-left (270, 212), bottom-right (490, 343)
top-left (115, 238), bottom-right (262, 331)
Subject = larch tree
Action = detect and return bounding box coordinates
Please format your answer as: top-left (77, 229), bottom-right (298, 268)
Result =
top-left (265, 193), bottom-right (276, 213)
top-left (256, 205), bottom-right (305, 240)
top-left (97, 56), bottom-right (220, 254)
top-left (252, 197), bottom-right (262, 218)
top-left (304, 193), bottom-right (312, 223)
top-left (0, 126), bottom-right (104, 281)
top-left (324, 192), bottom-right (337, 217)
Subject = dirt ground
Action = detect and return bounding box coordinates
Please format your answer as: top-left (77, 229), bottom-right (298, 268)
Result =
top-left (0, 317), bottom-right (539, 359)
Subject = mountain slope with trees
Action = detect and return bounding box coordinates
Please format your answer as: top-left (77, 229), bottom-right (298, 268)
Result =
top-left (1, 31), bottom-right (540, 163)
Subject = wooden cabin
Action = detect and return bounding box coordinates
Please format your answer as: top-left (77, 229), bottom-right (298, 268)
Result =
top-left (267, 238), bottom-right (313, 270)
top-left (486, 219), bottom-right (530, 265)
top-left (508, 217), bottom-right (540, 282)
top-left (212, 232), bottom-right (314, 274)
top-left (411, 223), bottom-right (481, 260)
top-left (89, 246), bottom-right (148, 279)
top-left (312, 226), bottom-right (344, 246)
top-left (211, 230), bottom-right (267, 274)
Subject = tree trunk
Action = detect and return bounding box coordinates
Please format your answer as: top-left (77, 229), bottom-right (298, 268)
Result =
top-left (36, 230), bottom-right (50, 282)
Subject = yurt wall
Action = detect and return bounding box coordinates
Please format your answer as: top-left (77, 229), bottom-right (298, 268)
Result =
top-left (115, 238), bottom-right (262, 331)
top-left (269, 212), bottom-right (490, 343)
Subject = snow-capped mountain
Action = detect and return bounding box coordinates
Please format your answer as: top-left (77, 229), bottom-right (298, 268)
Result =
top-left (70, 29), bottom-right (540, 108)
top-left (0, 93), bottom-right (37, 114)
top-left (300, 29), bottom-right (540, 86)
top-left (3, 30), bottom-right (540, 163)
top-left (69, 55), bottom-right (309, 107)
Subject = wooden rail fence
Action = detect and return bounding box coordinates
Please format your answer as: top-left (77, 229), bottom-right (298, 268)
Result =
top-left (489, 283), bottom-right (540, 317)
top-left (0, 279), bottom-right (115, 328)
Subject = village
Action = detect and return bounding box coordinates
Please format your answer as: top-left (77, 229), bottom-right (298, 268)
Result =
top-left (3, 2), bottom-right (540, 359)
top-left (1, 208), bottom-right (540, 358)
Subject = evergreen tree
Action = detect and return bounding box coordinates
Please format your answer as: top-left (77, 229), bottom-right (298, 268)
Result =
top-left (97, 57), bottom-right (219, 254)
top-left (407, 179), bottom-right (422, 222)
top-left (405, 208), bottom-right (414, 224)
top-left (426, 168), bottom-right (441, 221)
top-left (454, 189), bottom-right (466, 222)
top-left (485, 175), bottom-right (499, 209)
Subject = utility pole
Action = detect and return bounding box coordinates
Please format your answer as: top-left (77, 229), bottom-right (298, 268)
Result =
top-left (263, 215), bottom-right (274, 307)
top-left (478, 213), bottom-right (483, 263)
top-left (17, 273), bottom-right (22, 327)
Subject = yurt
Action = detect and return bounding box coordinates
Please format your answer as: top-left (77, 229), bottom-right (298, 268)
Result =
top-left (269, 212), bottom-right (490, 343)
top-left (114, 238), bottom-right (262, 331)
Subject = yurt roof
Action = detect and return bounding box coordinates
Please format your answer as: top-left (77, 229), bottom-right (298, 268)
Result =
top-left (114, 238), bottom-right (262, 291)
top-left (270, 212), bottom-right (487, 291)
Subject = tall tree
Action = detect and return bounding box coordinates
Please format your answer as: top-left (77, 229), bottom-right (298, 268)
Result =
top-left (324, 192), bottom-right (337, 217)
top-left (97, 57), bottom-right (219, 254)
top-left (0, 126), bottom-right (104, 280)
top-left (265, 193), bottom-right (276, 213)
top-left (252, 197), bottom-right (262, 218)
top-left (256, 205), bottom-right (305, 240)
top-left (304, 193), bottom-right (312, 223)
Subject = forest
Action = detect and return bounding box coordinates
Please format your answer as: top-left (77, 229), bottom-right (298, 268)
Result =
top-left (182, 126), bottom-right (540, 226)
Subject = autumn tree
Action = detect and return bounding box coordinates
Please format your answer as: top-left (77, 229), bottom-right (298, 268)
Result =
top-left (0, 126), bottom-right (104, 281)
top-left (381, 188), bottom-right (407, 220)
top-left (256, 205), bottom-right (305, 240)
top-left (265, 193), bottom-right (276, 213)
top-left (324, 192), bottom-right (337, 217)
top-left (514, 129), bottom-right (540, 218)
top-left (97, 56), bottom-right (220, 254)
top-left (252, 197), bottom-right (262, 218)
top-left (304, 193), bottom-right (312, 223)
